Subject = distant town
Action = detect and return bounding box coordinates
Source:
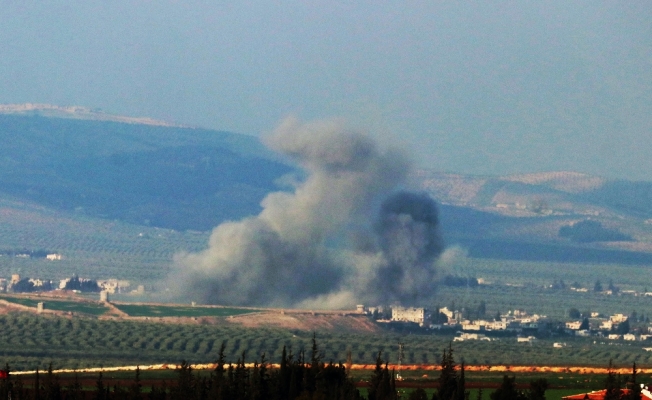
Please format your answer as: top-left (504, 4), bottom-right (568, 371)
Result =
top-left (357, 303), bottom-right (652, 346)
top-left (2, 249), bottom-right (652, 347)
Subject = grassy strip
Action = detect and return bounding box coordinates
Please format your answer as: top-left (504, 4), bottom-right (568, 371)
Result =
top-left (111, 303), bottom-right (259, 317)
top-left (0, 295), bottom-right (108, 315)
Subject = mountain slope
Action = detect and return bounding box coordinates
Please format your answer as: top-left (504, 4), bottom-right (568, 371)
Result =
top-left (0, 114), bottom-right (292, 230)
top-left (2, 111), bottom-right (652, 268)
top-left (417, 170), bottom-right (652, 264)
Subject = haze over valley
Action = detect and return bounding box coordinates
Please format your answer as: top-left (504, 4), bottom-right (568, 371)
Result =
top-left (1, 109), bottom-right (652, 309)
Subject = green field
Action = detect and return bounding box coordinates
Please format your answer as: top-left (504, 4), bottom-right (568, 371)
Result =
top-left (0, 295), bottom-right (109, 316)
top-left (2, 312), bottom-right (652, 372)
top-left (112, 303), bottom-right (259, 318)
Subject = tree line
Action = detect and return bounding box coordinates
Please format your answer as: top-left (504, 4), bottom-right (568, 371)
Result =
top-left (0, 339), bottom-right (643, 400)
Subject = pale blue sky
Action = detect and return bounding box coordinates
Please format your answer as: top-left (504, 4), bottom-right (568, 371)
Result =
top-left (1, 1), bottom-right (650, 180)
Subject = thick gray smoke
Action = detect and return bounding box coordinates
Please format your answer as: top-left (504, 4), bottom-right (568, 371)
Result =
top-left (169, 117), bottom-right (444, 307)
top-left (373, 192), bottom-right (444, 304)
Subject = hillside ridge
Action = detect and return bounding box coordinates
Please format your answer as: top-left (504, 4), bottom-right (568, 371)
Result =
top-left (0, 103), bottom-right (186, 128)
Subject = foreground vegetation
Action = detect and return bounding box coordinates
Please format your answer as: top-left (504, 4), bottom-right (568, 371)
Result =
top-left (3, 313), bottom-right (652, 372)
top-left (0, 340), bottom-right (644, 400)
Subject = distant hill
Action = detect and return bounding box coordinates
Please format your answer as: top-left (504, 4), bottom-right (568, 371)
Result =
top-left (2, 108), bottom-right (652, 269)
top-left (415, 170), bottom-right (652, 264)
top-left (0, 113), bottom-right (292, 231)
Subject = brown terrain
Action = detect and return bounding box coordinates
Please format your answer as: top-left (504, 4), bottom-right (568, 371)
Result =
top-left (0, 292), bottom-right (381, 334)
top-left (224, 310), bottom-right (381, 333)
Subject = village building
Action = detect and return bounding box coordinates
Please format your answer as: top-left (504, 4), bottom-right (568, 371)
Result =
top-left (391, 306), bottom-right (426, 326)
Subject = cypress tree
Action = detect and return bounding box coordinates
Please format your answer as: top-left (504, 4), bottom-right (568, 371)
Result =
top-left (35, 368), bottom-right (41, 400)
top-left (490, 375), bottom-right (526, 400)
top-left (129, 366), bottom-right (142, 400)
top-left (604, 360), bottom-right (622, 400)
top-left (624, 362), bottom-right (641, 400)
top-left (434, 343), bottom-right (458, 400)
top-left (94, 372), bottom-right (106, 400)
top-left (526, 379), bottom-right (548, 400)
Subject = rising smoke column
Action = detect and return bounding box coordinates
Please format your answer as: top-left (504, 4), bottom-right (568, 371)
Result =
top-left (169, 117), bottom-right (446, 307)
top-left (371, 191), bottom-right (444, 304)
top-left (170, 117), bottom-right (410, 306)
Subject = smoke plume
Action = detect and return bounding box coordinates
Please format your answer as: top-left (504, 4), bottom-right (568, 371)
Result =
top-left (169, 117), bottom-right (444, 307)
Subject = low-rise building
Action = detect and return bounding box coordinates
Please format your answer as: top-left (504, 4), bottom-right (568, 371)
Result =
top-left (610, 314), bottom-right (628, 323)
top-left (453, 333), bottom-right (491, 342)
top-left (391, 306), bottom-right (426, 326)
top-left (565, 321), bottom-right (582, 330)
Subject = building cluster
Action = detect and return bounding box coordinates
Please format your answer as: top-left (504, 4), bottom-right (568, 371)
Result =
top-left (563, 313), bottom-right (652, 341)
top-left (0, 274), bottom-right (136, 294)
top-left (359, 303), bottom-right (652, 345)
top-left (447, 309), bottom-right (547, 342)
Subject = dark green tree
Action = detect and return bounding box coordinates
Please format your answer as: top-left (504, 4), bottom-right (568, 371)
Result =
top-left (170, 360), bottom-right (194, 400)
top-left (210, 342), bottom-right (228, 400)
top-left (608, 279), bottom-right (619, 293)
top-left (477, 301), bottom-right (487, 318)
top-left (433, 343), bottom-right (458, 400)
top-left (129, 366), bottom-right (142, 400)
top-left (44, 363), bottom-right (62, 400)
top-left (526, 378), bottom-right (548, 400)
top-left (94, 371), bottom-right (107, 400)
top-left (65, 373), bottom-right (83, 400)
top-left (594, 280), bottom-right (603, 292)
top-left (624, 362), bottom-right (641, 400)
top-left (490, 375), bottom-right (526, 400)
top-left (368, 352), bottom-right (396, 400)
top-left (603, 360), bottom-right (622, 400)
top-left (409, 388), bottom-right (429, 400)
top-left (579, 318), bottom-right (590, 331)
top-left (35, 367), bottom-right (41, 400)
top-left (455, 362), bottom-right (469, 400)
top-left (616, 319), bottom-right (630, 335)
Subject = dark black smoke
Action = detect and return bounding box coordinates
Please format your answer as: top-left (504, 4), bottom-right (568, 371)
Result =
top-left (372, 191), bottom-right (444, 304)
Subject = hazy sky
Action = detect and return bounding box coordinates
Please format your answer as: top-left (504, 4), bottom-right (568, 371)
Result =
top-left (1, 1), bottom-right (650, 181)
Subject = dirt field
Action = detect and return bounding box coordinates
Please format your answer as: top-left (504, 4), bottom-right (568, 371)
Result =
top-left (0, 292), bottom-right (382, 333)
top-left (224, 310), bottom-right (381, 333)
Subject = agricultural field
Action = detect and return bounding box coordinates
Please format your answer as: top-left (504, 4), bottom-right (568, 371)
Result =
top-left (0, 197), bottom-right (208, 284)
top-left (0, 295), bottom-right (108, 316)
top-left (111, 303), bottom-right (259, 318)
top-left (0, 294), bottom-right (260, 319)
top-left (1, 312), bottom-right (652, 372)
top-left (435, 256), bottom-right (652, 321)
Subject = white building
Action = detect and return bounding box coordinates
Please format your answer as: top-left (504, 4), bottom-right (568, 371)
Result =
top-left (96, 279), bottom-right (130, 294)
top-left (565, 321), bottom-right (582, 330)
top-left (453, 333), bottom-right (491, 342)
top-left (610, 314), bottom-right (628, 323)
top-left (391, 306), bottom-right (426, 326)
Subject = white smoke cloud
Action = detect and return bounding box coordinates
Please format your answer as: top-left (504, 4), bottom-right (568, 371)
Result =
top-left (168, 117), bottom-right (443, 308)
